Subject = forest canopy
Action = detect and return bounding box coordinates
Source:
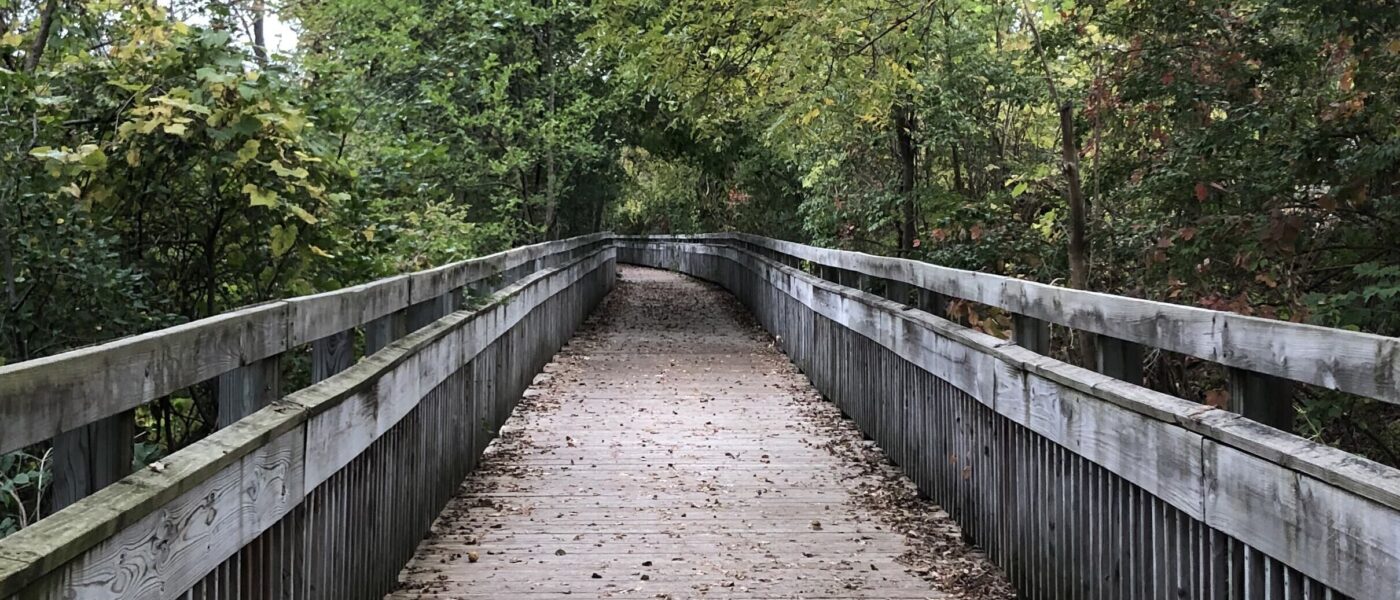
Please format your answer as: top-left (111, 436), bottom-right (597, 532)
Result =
top-left (2, 0), bottom-right (1399, 533)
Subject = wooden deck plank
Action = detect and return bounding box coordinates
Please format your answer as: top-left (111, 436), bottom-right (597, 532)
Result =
top-left (392, 267), bottom-right (989, 599)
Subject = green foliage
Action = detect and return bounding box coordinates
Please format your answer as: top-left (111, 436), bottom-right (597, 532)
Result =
top-left (4, 0), bottom-right (1400, 536)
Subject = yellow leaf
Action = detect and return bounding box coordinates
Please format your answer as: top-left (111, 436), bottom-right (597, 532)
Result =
top-left (1, 32), bottom-right (23, 48)
top-left (800, 107), bottom-right (821, 126)
top-left (60, 183), bottom-right (81, 198)
top-left (242, 184), bottom-right (278, 207)
top-left (163, 123), bottom-right (187, 136)
top-left (288, 204), bottom-right (318, 225)
top-left (270, 160), bottom-right (309, 179)
top-left (238, 139), bottom-right (260, 164)
top-left (125, 147), bottom-right (141, 166)
top-left (362, 227), bottom-right (377, 242)
top-left (309, 245), bottom-right (335, 258)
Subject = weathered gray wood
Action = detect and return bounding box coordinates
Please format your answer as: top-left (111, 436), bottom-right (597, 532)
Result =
top-left (393, 267), bottom-right (969, 598)
top-left (1013, 313), bottom-right (1051, 354)
top-left (0, 234), bottom-right (610, 457)
top-left (1203, 440), bottom-right (1399, 600)
top-left (618, 237), bottom-right (1400, 600)
top-left (0, 302), bottom-right (287, 455)
top-left (619, 233), bottom-right (1400, 407)
top-left (216, 356), bottom-right (281, 428)
top-left (405, 297), bottom-right (444, 333)
top-left (1097, 335), bottom-right (1144, 385)
top-left (286, 275), bottom-right (410, 348)
top-left (885, 279), bottom-right (912, 305)
top-left (365, 309), bottom-right (407, 355)
top-left (311, 330), bottom-right (354, 383)
top-left (27, 427), bottom-right (306, 600)
top-left (47, 411), bottom-right (135, 512)
top-left (918, 288), bottom-right (949, 319)
top-left (0, 241), bottom-right (617, 599)
top-left (1227, 368), bottom-right (1294, 432)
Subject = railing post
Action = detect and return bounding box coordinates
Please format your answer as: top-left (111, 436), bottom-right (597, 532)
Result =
top-left (1227, 368), bottom-right (1294, 432)
top-left (885, 280), bottom-right (911, 305)
top-left (217, 355), bottom-right (281, 427)
top-left (49, 411), bottom-right (135, 511)
top-left (917, 289), bottom-right (949, 319)
top-left (366, 309), bottom-right (407, 354)
top-left (312, 330), bottom-right (354, 383)
top-left (1012, 314), bottom-right (1051, 354)
top-left (406, 297), bottom-right (441, 332)
top-left (1095, 335), bottom-right (1144, 385)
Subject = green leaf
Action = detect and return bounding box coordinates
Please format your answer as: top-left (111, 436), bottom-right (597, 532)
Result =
top-left (1011, 182), bottom-right (1029, 197)
top-left (288, 204), bottom-right (319, 225)
top-left (270, 160), bottom-right (309, 179)
top-left (270, 224), bottom-right (298, 257)
top-left (243, 184), bottom-right (278, 207)
top-left (237, 140), bottom-right (261, 164)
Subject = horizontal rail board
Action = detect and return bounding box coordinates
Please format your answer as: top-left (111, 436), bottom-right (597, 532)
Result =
top-left (0, 233), bottom-right (611, 455)
top-left (618, 238), bottom-right (1400, 599)
top-left (0, 244), bottom-right (616, 598)
top-left (617, 234), bottom-right (1400, 405)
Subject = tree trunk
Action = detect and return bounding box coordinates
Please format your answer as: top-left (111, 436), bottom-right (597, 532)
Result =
top-left (1059, 102), bottom-right (1098, 367)
top-left (1059, 102), bottom-right (1088, 291)
top-left (252, 0), bottom-right (268, 65)
top-left (950, 142), bottom-right (965, 195)
top-left (538, 3), bottom-right (559, 240)
top-left (22, 0), bottom-right (60, 73)
top-left (893, 103), bottom-right (918, 254)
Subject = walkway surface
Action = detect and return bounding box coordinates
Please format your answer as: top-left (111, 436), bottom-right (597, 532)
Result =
top-left (391, 267), bottom-right (1008, 599)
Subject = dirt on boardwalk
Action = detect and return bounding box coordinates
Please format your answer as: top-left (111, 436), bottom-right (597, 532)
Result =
top-left (392, 265), bottom-right (1014, 599)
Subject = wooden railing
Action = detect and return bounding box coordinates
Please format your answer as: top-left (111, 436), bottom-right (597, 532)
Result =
top-left (4, 232), bottom-right (1397, 599)
top-left (0, 233), bottom-right (610, 510)
top-left (617, 234), bottom-right (1400, 600)
top-left (0, 235), bottom-right (615, 598)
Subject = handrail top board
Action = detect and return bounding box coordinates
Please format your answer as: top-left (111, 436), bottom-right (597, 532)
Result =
top-left (615, 234), bottom-right (1400, 406)
top-left (0, 247), bottom-right (614, 597)
top-left (0, 233), bottom-right (612, 455)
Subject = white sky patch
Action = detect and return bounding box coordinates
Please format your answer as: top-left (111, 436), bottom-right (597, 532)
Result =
top-left (162, 0), bottom-right (300, 55)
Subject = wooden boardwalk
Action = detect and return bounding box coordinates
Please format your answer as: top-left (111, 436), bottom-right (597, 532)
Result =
top-left (390, 267), bottom-right (975, 599)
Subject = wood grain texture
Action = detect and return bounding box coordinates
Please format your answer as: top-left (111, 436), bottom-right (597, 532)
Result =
top-left (0, 234), bottom-right (610, 457)
top-left (0, 245), bottom-right (617, 599)
top-left (393, 267), bottom-right (961, 599)
top-left (617, 233), bottom-right (1400, 405)
top-left (47, 411), bottom-right (136, 512)
top-left (619, 237), bottom-right (1400, 599)
top-left (216, 356), bottom-right (281, 429)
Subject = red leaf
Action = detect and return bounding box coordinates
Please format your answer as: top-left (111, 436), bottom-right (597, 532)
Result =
top-left (1194, 182), bottom-right (1209, 202)
top-left (1204, 389), bottom-right (1231, 409)
top-left (1161, 71), bottom-right (1176, 85)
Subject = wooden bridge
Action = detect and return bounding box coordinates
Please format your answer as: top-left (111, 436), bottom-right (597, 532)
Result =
top-left (1, 233), bottom-right (1397, 599)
